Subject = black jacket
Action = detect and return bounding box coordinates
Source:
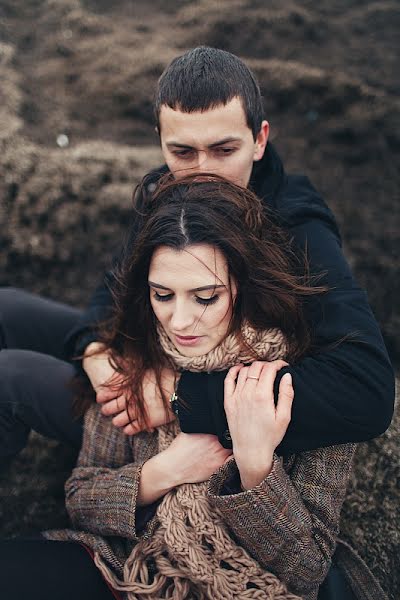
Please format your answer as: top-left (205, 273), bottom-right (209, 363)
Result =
top-left (64, 144), bottom-right (395, 453)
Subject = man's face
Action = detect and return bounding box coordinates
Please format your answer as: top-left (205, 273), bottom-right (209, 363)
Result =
top-left (159, 97), bottom-right (269, 188)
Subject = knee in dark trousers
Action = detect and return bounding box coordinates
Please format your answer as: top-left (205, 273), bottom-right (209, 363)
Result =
top-left (0, 349), bottom-right (83, 462)
top-left (0, 287), bottom-right (81, 357)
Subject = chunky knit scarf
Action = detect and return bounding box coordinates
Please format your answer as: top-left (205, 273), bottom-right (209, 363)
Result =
top-left (95, 324), bottom-right (300, 600)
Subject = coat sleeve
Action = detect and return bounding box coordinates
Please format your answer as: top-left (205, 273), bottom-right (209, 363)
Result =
top-left (207, 443), bottom-right (356, 598)
top-left (64, 404), bottom-right (159, 540)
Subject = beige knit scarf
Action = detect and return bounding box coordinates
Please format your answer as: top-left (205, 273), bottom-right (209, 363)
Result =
top-left (95, 323), bottom-right (301, 600)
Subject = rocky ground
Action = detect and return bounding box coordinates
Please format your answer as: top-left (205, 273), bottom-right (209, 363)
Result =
top-left (0, 0), bottom-right (399, 597)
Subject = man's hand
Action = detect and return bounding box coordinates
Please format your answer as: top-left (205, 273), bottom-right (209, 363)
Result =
top-left (109, 368), bottom-right (177, 434)
top-left (224, 360), bottom-right (294, 490)
top-left (83, 343), bottom-right (176, 434)
top-left (82, 341), bottom-right (126, 406)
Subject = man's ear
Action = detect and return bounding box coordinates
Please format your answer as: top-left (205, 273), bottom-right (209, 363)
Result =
top-left (155, 125), bottom-right (160, 137)
top-left (253, 120), bottom-right (269, 161)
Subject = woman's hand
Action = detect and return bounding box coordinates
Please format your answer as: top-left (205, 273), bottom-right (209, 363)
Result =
top-left (138, 433), bottom-right (231, 506)
top-left (162, 432), bottom-right (233, 486)
top-left (224, 360), bottom-right (294, 490)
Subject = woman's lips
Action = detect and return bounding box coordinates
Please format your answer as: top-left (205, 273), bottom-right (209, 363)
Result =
top-left (174, 334), bottom-right (203, 347)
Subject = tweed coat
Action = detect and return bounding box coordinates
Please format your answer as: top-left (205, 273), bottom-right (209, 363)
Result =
top-left (45, 404), bottom-right (386, 600)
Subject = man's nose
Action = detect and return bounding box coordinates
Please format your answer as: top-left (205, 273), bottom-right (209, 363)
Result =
top-left (195, 151), bottom-right (214, 172)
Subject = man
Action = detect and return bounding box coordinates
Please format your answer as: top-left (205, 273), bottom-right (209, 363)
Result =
top-left (0, 47), bottom-right (394, 466)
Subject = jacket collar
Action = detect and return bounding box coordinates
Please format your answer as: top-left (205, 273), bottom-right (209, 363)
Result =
top-left (249, 142), bottom-right (286, 209)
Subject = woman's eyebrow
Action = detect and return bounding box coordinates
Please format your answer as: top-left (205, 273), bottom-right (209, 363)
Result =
top-left (190, 284), bottom-right (226, 292)
top-left (148, 281), bottom-right (171, 290)
top-left (148, 281), bottom-right (225, 293)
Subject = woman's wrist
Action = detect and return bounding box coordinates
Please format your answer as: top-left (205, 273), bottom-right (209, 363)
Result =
top-left (237, 452), bottom-right (274, 491)
top-left (137, 452), bottom-right (176, 506)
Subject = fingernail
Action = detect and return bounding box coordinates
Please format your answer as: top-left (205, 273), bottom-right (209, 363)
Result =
top-left (282, 373), bottom-right (292, 384)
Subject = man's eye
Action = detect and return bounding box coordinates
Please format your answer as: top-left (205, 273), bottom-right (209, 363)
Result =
top-left (214, 147), bottom-right (235, 156)
top-left (153, 292), bottom-right (173, 302)
top-left (195, 295), bottom-right (219, 306)
top-left (173, 149), bottom-right (193, 159)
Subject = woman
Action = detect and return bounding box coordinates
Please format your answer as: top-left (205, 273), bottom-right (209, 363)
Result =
top-left (0, 176), bottom-right (384, 600)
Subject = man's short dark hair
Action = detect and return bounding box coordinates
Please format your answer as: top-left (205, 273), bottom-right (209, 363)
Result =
top-left (154, 47), bottom-right (264, 140)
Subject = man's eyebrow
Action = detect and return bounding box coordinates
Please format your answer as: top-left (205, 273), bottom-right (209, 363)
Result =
top-left (166, 137), bottom-right (241, 149)
top-left (148, 281), bottom-right (226, 293)
top-left (208, 137), bottom-right (241, 148)
top-left (165, 142), bottom-right (193, 149)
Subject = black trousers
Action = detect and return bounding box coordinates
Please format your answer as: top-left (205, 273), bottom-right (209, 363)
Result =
top-left (0, 538), bottom-right (116, 599)
top-left (0, 287), bottom-right (84, 464)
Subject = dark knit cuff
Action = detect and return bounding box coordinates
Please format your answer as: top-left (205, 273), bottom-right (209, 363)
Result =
top-left (176, 370), bottom-right (233, 448)
top-left (176, 371), bottom-right (215, 435)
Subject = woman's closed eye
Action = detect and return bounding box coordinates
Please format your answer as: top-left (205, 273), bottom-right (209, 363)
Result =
top-left (153, 291), bottom-right (173, 302)
top-left (195, 294), bottom-right (219, 306)
top-left (153, 291), bottom-right (219, 306)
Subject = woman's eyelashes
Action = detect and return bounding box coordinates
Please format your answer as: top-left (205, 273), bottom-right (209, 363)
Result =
top-left (153, 291), bottom-right (173, 302)
top-left (152, 291), bottom-right (219, 306)
top-left (196, 294), bottom-right (219, 306)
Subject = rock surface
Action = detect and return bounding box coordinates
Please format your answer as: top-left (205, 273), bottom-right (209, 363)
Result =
top-left (0, 1), bottom-right (398, 597)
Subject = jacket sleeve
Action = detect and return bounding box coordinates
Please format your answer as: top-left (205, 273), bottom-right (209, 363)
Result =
top-left (178, 176), bottom-right (395, 451)
top-left (276, 175), bottom-right (394, 451)
top-left (63, 270), bottom-right (116, 361)
top-left (208, 443), bottom-right (356, 599)
top-left (64, 404), bottom-right (159, 540)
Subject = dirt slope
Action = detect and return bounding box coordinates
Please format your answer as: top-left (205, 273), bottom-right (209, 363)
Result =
top-left (0, 1), bottom-right (398, 597)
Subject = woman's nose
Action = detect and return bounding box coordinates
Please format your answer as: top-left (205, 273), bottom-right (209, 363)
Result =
top-left (170, 303), bottom-right (195, 332)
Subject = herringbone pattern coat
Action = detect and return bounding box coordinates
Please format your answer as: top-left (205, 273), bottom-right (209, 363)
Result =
top-left (46, 404), bottom-right (386, 600)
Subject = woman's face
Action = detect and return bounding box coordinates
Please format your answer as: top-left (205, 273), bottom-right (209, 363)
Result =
top-left (148, 244), bottom-right (236, 357)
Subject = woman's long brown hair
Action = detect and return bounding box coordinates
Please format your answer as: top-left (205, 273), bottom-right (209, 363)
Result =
top-left (75, 173), bottom-right (325, 427)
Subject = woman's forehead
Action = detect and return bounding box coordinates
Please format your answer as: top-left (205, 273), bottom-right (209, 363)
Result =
top-left (149, 244), bottom-right (229, 288)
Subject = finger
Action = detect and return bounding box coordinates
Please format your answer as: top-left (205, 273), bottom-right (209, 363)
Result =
top-left (276, 372), bottom-right (294, 425)
top-left (271, 359), bottom-right (289, 369)
top-left (123, 421), bottom-right (142, 435)
top-left (101, 397), bottom-right (126, 416)
top-left (112, 410), bottom-right (132, 428)
top-left (96, 388), bottom-right (121, 403)
top-left (257, 361), bottom-right (288, 404)
top-left (246, 360), bottom-right (265, 380)
top-left (235, 365), bottom-right (249, 393)
top-left (224, 364), bottom-right (243, 397)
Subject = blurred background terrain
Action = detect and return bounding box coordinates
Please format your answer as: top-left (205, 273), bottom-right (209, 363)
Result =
top-left (0, 1), bottom-right (399, 597)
